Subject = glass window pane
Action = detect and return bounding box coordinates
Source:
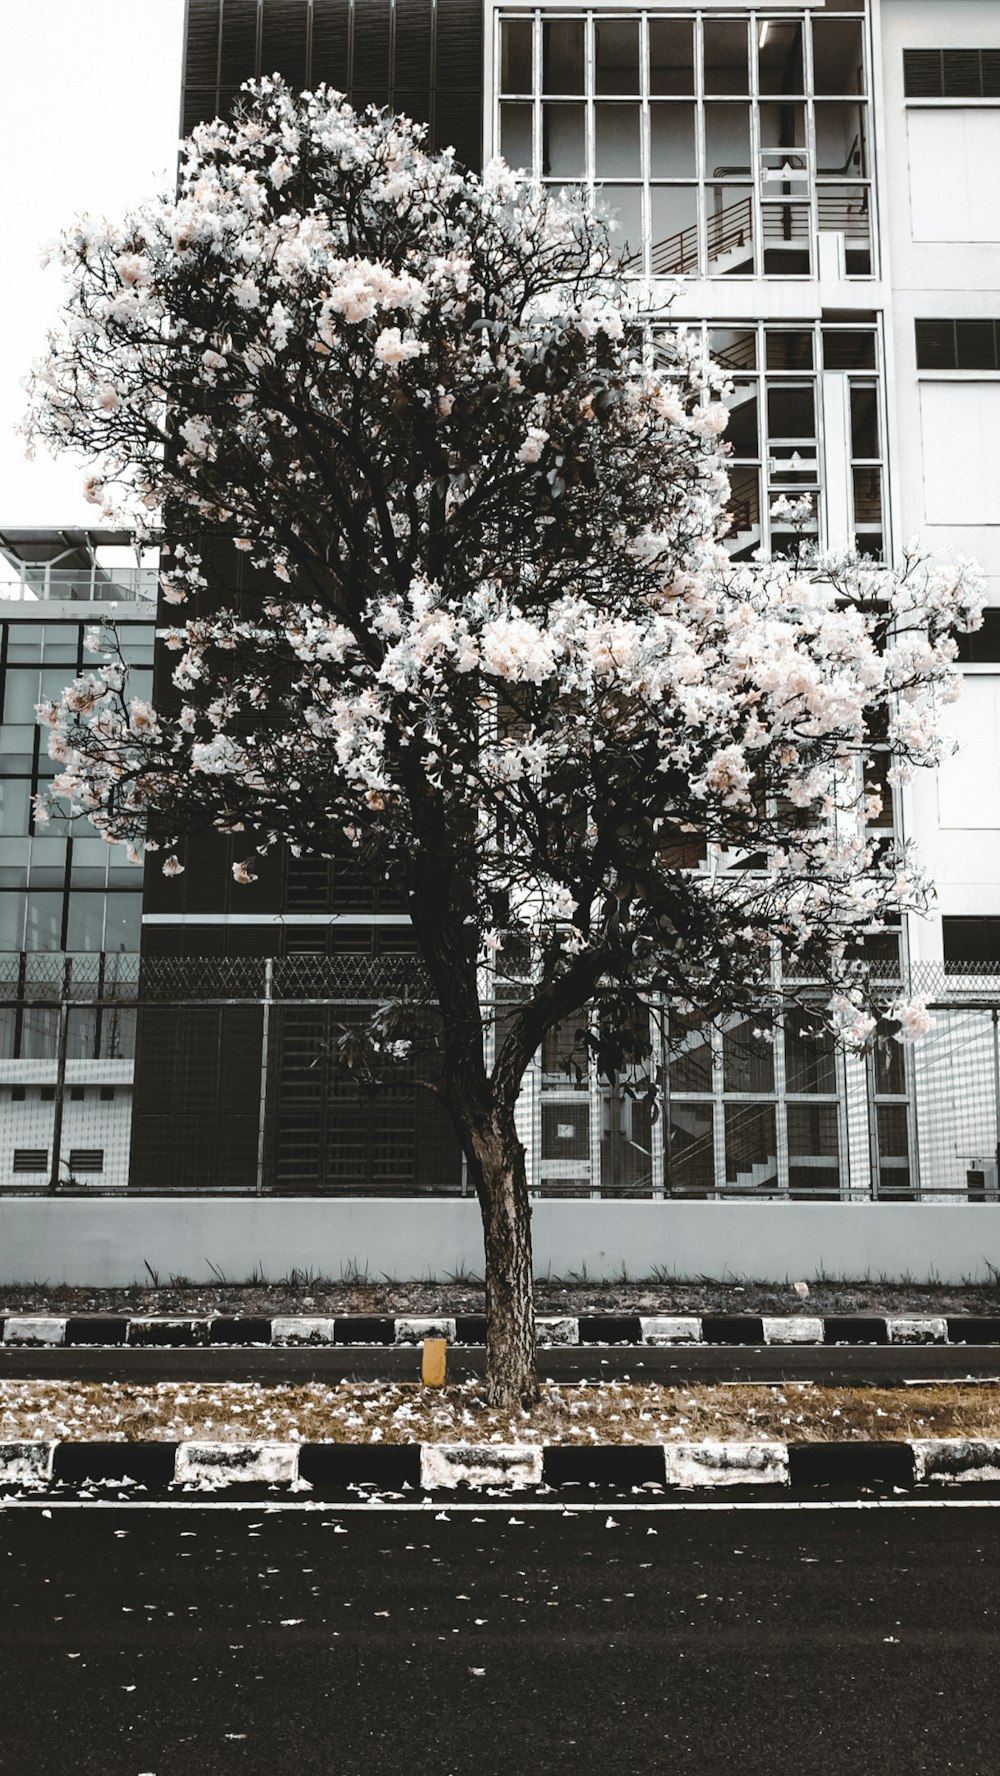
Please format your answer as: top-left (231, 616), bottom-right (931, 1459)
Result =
top-left (853, 465), bottom-right (882, 530)
top-left (600, 182), bottom-right (643, 265)
top-left (600, 1085), bottom-right (653, 1197)
top-left (594, 18), bottom-right (639, 95)
top-left (542, 18), bottom-right (584, 95)
top-left (725, 1104), bottom-right (778, 1191)
top-left (666, 1102), bottom-right (715, 1195)
top-left (6, 626), bottom-right (44, 662)
top-left (709, 327), bottom-right (757, 371)
top-left (66, 1006), bottom-right (100, 1060)
top-left (785, 1017), bottom-right (838, 1094)
top-left (29, 835), bottom-right (67, 888)
top-left (668, 1011), bottom-right (713, 1093)
top-left (706, 187), bottom-right (754, 275)
top-left (825, 330), bottom-right (877, 371)
top-left (650, 185), bottom-right (699, 276)
top-left (723, 1020), bottom-right (775, 1094)
top-left (703, 19), bottom-right (749, 96)
top-left (704, 103), bottom-right (751, 179)
top-left (0, 891), bottom-right (25, 949)
top-left (24, 893), bottom-right (63, 951)
top-left (500, 18), bottom-right (533, 93)
top-left (787, 1103), bottom-right (840, 1196)
top-left (767, 384), bottom-right (816, 441)
top-left (594, 103), bottom-right (640, 177)
top-left (42, 627), bottom-right (83, 664)
top-left (104, 893), bottom-right (142, 954)
top-left (815, 101), bottom-right (868, 177)
top-left (876, 1104), bottom-right (910, 1195)
top-left (875, 1040), bottom-right (906, 1096)
top-left (758, 101), bottom-right (807, 154)
top-left (65, 893), bottom-right (106, 952)
top-left (761, 206), bottom-right (811, 275)
top-left (19, 1006), bottom-right (59, 1058)
top-left (757, 19), bottom-right (804, 95)
top-left (725, 467), bottom-right (763, 557)
top-left (500, 102), bottom-right (533, 168)
top-left (766, 330), bottom-right (814, 371)
top-left (723, 383), bottom-right (759, 456)
top-left (649, 18), bottom-right (695, 96)
top-left (850, 384), bottom-right (880, 458)
top-left (2, 670), bottom-right (41, 724)
top-left (542, 102), bottom-right (585, 175)
top-left (0, 778), bottom-right (31, 837)
top-left (650, 103), bottom-right (696, 179)
top-left (541, 1015), bottom-right (588, 1088)
top-left (817, 185), bottom-right (872, 275)
top-left (812, 18), bottom-right (865, 96)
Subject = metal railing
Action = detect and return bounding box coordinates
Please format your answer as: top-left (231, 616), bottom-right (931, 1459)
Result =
top-left (2, 954), bottom-right (999, 1202)
top-left (0, 566), bottom-right (158, 604)
top-left (635, 187), bottom-right (870, 280)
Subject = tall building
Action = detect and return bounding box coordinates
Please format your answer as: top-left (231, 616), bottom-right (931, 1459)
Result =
top-left (0, 533), bottom-right (155, 1187)
top-left (3, 0), bottom-right (999, 1209)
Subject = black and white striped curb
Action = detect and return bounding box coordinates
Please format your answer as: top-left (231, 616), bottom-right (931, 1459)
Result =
top-left (3, 1313), bottom-right (1000, 1349)
top-left (1, 1436), bottom-right (999, 1492)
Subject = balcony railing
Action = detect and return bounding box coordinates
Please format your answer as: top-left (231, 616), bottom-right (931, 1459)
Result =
top-left (0, 566), bottom-right (158, 605)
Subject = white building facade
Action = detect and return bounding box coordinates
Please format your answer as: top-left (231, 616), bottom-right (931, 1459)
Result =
top-left (483, 0), bottom-right (1000, 1202)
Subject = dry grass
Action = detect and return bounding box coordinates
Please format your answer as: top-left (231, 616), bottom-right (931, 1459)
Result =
top-left (2, 1379), bottom-right (1000, 1446)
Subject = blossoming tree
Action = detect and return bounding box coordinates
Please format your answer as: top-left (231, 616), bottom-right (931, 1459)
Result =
top-left (28, 82), bottom-right (982, 1404)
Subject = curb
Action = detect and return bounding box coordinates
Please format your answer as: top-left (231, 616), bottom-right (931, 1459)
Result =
top-left (3, 1312), bottom-right (999, 1350)
top-left (1, 1437), bottom-right (1000, 1493)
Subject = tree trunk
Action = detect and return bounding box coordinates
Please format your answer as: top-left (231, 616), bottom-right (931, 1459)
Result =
top-left (465, 1108), bottom-right (539, 1409)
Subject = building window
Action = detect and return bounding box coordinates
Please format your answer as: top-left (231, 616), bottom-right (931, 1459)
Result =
top-left (955, 609), bottom-right (1000, 664)
top-left (665, 1011), bottom-right (849, 1198)
top-left (665, 317), bottom-right (883, 558)
top-left (915, 320), bottom-right (1000, 373)
top-left (943, 916), bottom-right (1000, 970)
top-left (904, 48), bottom-right (1000, 100)
top-left (0, 617), bottom-right (151, 956)
top-left (496, 7), bottom-right (874, 279)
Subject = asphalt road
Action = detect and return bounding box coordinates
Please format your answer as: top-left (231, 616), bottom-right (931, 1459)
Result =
top-left (1, 1498), bottom-right (997, 1775)
top-left (4, 1343), bottom-right (1000, 1383)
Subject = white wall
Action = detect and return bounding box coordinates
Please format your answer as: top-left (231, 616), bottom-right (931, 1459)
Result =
top-left (880, 1), bottom-right (1000, 955)
top-left (1, 1195), bottom-right (999, 1285)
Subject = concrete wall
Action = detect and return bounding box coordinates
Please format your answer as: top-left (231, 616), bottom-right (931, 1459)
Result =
top-left (2, 1196), bottom-right (1000, 1286)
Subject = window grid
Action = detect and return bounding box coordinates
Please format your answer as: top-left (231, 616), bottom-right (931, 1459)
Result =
top-left (496, 8), bottom-right (874, 279)
top-left (0, 621), bottom-right (151, 955)
top-left (658, 318), bottom-right (884, 558)
top-left (665, 1013), bottom-right (854, 1199)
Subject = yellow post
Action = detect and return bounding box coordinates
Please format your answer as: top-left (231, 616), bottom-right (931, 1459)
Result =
top-left (422, 1337), bottom-right (447, 1387)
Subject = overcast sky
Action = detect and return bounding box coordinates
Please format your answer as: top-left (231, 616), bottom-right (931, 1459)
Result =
top-left (0, 0), bottom-right (185, 530)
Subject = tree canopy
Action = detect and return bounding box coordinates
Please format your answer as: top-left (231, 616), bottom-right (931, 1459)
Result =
top-left (26, 80), bottom-right (984, 1399)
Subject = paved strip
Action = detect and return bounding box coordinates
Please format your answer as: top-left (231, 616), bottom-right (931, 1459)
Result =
top-left (3, 1343), bottom-right (1000, 1383)
top-left (3, 1311), bottom-right (1000, 1348)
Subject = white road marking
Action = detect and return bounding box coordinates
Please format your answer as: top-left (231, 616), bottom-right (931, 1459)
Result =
top-left (2, 1495), bottom-right (1000, 1514)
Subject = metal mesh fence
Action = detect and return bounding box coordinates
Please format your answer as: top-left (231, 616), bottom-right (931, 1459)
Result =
top-left (2, 955), bottom-right (999, 1199)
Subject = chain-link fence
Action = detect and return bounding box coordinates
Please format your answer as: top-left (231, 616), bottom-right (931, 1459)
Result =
top-left (1, 954), bottom-right (999, 1200)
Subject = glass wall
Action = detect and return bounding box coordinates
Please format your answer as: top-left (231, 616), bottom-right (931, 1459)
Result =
top-left (496, 6), bottom-right (873, 278)
top-left (652, 316), bottom-right (884, 558)
top-left (0, 619), bottom-right (151, 963)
